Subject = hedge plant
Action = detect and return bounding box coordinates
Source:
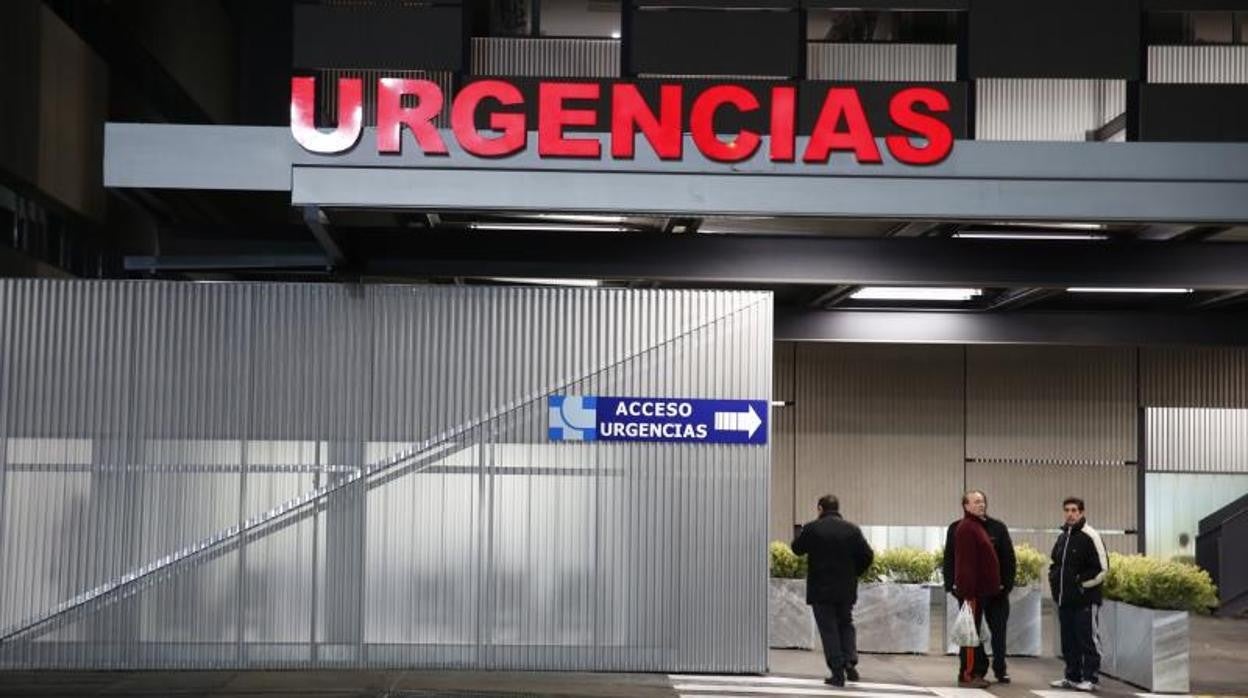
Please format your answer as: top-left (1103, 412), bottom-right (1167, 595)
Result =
top-left (1014, 543), bottom-right (1048, 587)
top-left (1104, 552), bottom-right (1218, 614)
top-left (865, 547), bottom-right (937, 584)
top-left (769, 541), bottom-right (806, 579)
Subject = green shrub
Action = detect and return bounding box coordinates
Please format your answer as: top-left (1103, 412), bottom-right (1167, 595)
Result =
top-left (769, 541), bottom-right (806, 579)
top-left (860, 556), bottom-right (885, 583)
top-left (871, 547), bottom-right (938, 584)
top-left (1014, 544), bottom-right (1048, 587)
top-left (1104, 552), bottom-right (1219, 614)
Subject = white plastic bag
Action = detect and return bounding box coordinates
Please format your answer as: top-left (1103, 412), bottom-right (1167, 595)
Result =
top-left (951, 601), bottom-right (980, 647)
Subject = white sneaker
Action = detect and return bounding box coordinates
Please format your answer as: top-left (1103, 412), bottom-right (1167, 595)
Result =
top-left (1050, 678), bottom-right (1074, 688)
top-left (1074, 681), bottom-right (1097, 692)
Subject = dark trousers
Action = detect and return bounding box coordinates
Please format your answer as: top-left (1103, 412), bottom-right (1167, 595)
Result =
top-left (984, 593), bottom-right (1011, 677)
top-left (1059, 603), bottom-right (1102, 683)
top-left (812, 602), bottom-right (856, 674)
top-left (958, 598), bottom-right (988, 682)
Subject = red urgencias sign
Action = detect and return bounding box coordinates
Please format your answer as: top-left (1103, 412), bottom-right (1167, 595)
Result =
top-left (291, 76), bottom-right (954, 165)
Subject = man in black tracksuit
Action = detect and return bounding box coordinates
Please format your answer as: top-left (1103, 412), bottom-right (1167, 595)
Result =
top-left (1049, 497), bottom-right (1108, 692)
top-left (792, 494), bottom-right (875, 688)
top-left (943, 490), bottom-right (1017, 684)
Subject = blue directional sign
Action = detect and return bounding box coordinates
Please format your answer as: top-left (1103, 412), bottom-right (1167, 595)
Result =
top-left (548, 395), bottom-right (768, 445)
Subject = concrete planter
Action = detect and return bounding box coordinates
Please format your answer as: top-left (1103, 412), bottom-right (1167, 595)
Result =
top-left (943, 586), bottom-right (1043, 656)
top-left (1099, 599), bottom-right (1190, 694)
top-left (768, 578), bottom-right (818, 649)
top-left (853, 583), bottom-right (930, 654)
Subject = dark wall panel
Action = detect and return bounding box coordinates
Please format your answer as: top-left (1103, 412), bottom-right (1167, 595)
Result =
top-left (1142, 0), bottom-right (1248, 9)
top-left (462, 78), bottom-right (966, 138)
top-left (969, 0), bottom-right (1139, 79)
top-left (802, 1), bottom-right (968, 8)
top-left (1140, 84), bottom-right (1248, 142)
top-left (629, 8), bottom-right (801, 77)
top-left (293, 4), bottom-right (463, 71)
top-left (636, 1), bottom-right (798, 7)
top-left (0, 0), bottom-right (41, 185)
top-left (237, 0), bottom-right (293, 126)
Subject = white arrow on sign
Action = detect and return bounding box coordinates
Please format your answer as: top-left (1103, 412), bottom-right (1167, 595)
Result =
top-left (713, 405), bottom-right (763, 437)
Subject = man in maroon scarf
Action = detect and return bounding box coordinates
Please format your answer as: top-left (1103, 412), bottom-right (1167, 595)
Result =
top-left (953, 490), bottom-right (1002, 688)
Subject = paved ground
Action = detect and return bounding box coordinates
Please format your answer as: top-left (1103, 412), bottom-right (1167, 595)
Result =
top-left (0, 612), bottom-right (1243, 697)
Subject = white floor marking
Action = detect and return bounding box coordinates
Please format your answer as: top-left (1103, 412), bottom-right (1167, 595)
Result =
top-left (674, 685), bottom-right (929, 698)
top-left (667, 675), bottom-right (934, 693)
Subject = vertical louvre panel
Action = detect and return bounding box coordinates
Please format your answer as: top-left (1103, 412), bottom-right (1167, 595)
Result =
top-left (805, 43), bottom-right (956, 81)
top-left (1149, 46), bottom-right (1248, 84)
top-left (967, 346), bottom-right (1136, 463)
top-left (317, 69), bottom-right (453, 127)
top-left (0, 280), bottom-right (771, 672)
top-left (770, 342), bottom-right (796, 541)
top-left (1145, 408), bottom-right (1248, 473)
top-left (793, 343), bottom-right (964, 527)
top-left (471, 38), bottom-right (620, 78)
top-left (965, 462), bottom-right (1137, 532)
top-left (976, 79), bottom-right (1126, 141)
top-left (1141, 346), bottom-right (1248, 408)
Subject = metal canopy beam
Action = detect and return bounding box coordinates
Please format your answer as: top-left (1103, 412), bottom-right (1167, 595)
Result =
top-left (776, 309), bottom-right (1248, 346)
top-left (105, 124), bottom-right (1248, 223)
top-left (354, 230), bottom-right (1248, 289)
top-left (302, 206), bottom-right (345, 267)
top-left (125, 254), bottom-right (330, 272)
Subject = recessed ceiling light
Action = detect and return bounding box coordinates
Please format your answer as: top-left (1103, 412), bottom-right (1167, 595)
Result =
top-left (470, 222), bottom-right (631, 233)
top-left (534, 214), bottom-right (627, 223)
top-left (1066, 287), bottom-right (1192, 294)
top-left (851, 287), bottom-right (982, 301)
top-left (999, 222), bottom-right (1106, 230)
top-left (954, 232), bottom-right (1109, 241)
top-left (488, 277), bottom-right (601, 287)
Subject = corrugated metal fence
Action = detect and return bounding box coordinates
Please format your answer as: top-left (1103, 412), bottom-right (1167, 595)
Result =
top-left (1146, 408), bottom-right (1248, 474)
top-left (976, 79), bottom-right (1125, 142)
top-left (471, 37), bottom-right (620, 78)
top-left (806, 43), bottom-right (956, 82)
top-left (0, 280), bottom-right (772, 672)
top-left (1149, 46), bottom-right (1248, 84)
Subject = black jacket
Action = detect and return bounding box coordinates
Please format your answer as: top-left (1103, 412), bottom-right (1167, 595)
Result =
top-left (792, 512), bottom-right (875, 605)
top-left (943, 516), bottom-right (1016, 597)
top-left (1048, 518), bottom-right (1108, 608)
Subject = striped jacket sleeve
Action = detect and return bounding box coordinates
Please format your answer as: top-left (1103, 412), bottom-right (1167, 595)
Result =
top-left (1081, 524), bottom-right (1110, 588)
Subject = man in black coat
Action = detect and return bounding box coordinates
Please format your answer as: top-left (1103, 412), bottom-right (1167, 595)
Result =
top-left (1049, 497), bottom-right (1108, 692)
top-left (792, 494), bottom-right (875, 688)
top-left (943, 490), bottom-right (1017, 684)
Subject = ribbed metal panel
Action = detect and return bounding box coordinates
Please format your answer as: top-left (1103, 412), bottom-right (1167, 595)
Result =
top-left (318, 69), bottom-right (453, 127)
top-left (471, 38), bottom-right (620, 78)
top-left (805, 43), bottom-right (956, 81)
top-left (1145, 407), bottom-right (1248, 473)
top-left (967, 346), bottom-right (1136, 463)
top-left (0, 280), bottom-right (771, 672)
top-left (792, 343), bottom-right (964, 527)
top-left (976, 79), bottom-right (1126, 141)
top-left (1141, 346), bottom-right (1248, 408)
top-left (1149, 46), bottom-right (1248, 84)
top-left (770, 342), bottom-right (796, 541)
top-left (965, 462), bottom-right (1137, 532)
